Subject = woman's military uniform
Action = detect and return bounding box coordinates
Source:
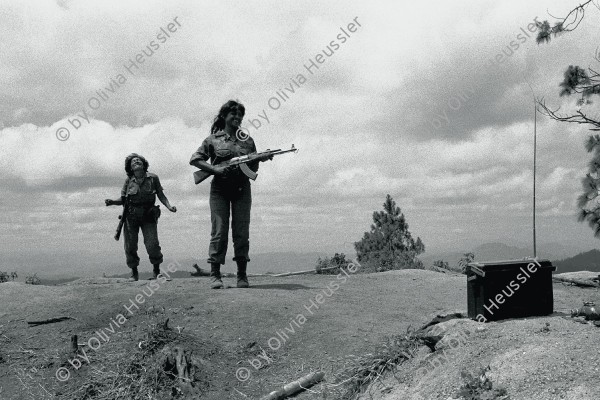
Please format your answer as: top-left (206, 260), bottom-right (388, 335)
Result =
top-left (121, 172), bottom-right (164, 269)
top-left (190, 130), bottom-right (259, 266)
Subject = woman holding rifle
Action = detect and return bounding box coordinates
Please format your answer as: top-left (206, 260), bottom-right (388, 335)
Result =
top-left (190, 100), bottom-right (272, 289)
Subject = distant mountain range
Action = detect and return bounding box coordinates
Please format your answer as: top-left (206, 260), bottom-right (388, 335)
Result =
top-left (553, 249), bottom-right (600, 273)
top-left (420, 242), bottom-right (600, 273)
top-left (420, 242), bottom-right (587, 269)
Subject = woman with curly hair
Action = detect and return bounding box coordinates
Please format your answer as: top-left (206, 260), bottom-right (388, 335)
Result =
top-left (106, 153), bottom-right (177, 281)
top-left (190, 100), bottom-right (271, 289)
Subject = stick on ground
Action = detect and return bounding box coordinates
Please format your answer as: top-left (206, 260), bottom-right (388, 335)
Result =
top-left (27, 316), bottom-right (74, 327)
top-left (271, 265), bottom-right (348, 277)
top-left (71, 334), bottom-right (78, 352)
top-left (259, 371), bottom-right (325, 400)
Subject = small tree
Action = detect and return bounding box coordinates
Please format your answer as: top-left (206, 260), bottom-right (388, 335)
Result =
top-left (355, 194), bottom-right (425, 272)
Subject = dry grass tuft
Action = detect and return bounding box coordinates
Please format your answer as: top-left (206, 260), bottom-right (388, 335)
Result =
top-left (58, 318), bottom-right (204, 400)
top-left (330, 326), bottom-right (428, 399)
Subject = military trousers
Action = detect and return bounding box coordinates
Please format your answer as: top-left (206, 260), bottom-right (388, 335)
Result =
top-left (123, 209), bottom-right (163, 269)
top-left (207, 179), bottom-right (252, 265)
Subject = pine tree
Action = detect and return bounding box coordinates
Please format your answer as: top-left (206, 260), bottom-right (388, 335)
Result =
top-left (577, 136), bottom-right (600, 237)
top-left (533, 2), bottom-right (600, 238)
top-left (354, 194), bottom-right (425, 271)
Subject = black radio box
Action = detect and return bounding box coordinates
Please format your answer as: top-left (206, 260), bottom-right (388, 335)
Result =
top-left (466, 258), bottom-right (556, 322)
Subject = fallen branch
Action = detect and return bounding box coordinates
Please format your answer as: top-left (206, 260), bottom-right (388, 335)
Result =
top-left (260, 371), bottom-right (325, 400)
top-left (27, 316), bottom-right (74, 327)
top-left (190, 264), bottom-right (209, 277)
top-left (552, 277), bottom-right (599, 288)
top-left (430, 266), bottom-right (448, 274)
top-left (430, 265), bottom-right (464, 275)
top-left (271, 265), bottom-right (348, 277)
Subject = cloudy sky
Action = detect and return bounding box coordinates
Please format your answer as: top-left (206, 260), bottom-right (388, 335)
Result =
top-left (2, 0), bottom-right (600, 277)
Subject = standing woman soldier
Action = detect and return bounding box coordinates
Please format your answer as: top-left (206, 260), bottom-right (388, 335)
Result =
top-left (190, 100), bottom-right (271, 289)
top-left (106, 154), bottom-right (177, 281)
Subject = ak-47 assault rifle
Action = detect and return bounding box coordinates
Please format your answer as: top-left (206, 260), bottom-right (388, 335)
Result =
top-left (193, 145), bottom-right (298, 184)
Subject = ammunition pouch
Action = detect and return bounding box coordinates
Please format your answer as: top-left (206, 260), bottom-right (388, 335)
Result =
top-left (127, 204), bottom-right (160, 223)
top-left (150, 205), bottom-right (161, 223)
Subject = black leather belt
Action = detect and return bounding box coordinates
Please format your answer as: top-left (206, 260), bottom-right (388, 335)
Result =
top-left (129, 203), bottom-right (154, 208)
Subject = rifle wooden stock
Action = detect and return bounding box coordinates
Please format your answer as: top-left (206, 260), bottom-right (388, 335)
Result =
top-left (193, 163), bottom-right (257, 184)
top-left (193, 169), bottom-right (211, 184)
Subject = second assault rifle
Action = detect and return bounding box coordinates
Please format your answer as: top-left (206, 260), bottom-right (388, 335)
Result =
top-left (114, 195), bottom-right (130, 241)
top-left (193, 145), bottom-right (298, 184)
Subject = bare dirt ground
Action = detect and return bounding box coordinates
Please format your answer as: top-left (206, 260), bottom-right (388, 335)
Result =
top-left (1, 269), bottom-right (599, 400)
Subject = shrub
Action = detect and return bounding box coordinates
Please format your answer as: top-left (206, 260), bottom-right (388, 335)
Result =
top-left (430, 253), bottom-right (476, 274)
top-left (455, 365), bottom-right (509, 400)
top-left (315, 253), bottom-right (354, 275)
top-left (25, 274), bottom-right (41, 285)
top-left (458, 253), bottom-right (475, 274)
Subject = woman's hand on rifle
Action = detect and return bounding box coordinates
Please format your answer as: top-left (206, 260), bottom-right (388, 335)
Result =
top-left (212, 165), bottom-right (234, 176)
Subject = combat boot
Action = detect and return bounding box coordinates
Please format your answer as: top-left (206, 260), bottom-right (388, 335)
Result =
top-left (210, 263), bottom-right (224, 289)
top-left (151, 264), bottom-right (161, 280)
top-left (236, 259), bottom-right (249, 288)
top-left (129, 266), bottom-right (139, 282)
